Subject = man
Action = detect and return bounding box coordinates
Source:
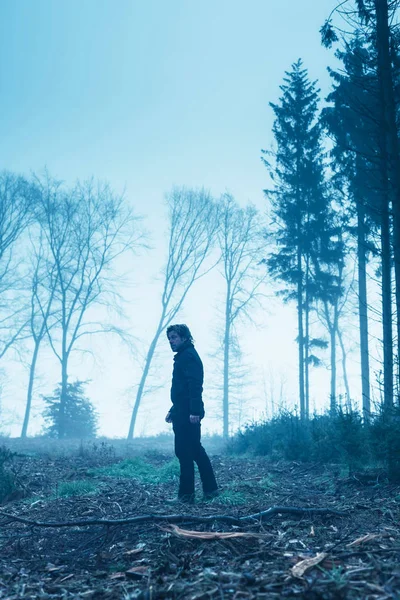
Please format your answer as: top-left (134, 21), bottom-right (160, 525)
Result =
top-left (165, 324), bottom-right (218, 503)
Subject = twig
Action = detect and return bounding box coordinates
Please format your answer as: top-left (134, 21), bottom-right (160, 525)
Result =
top-left (335, 547), bottom-right (400, 559)
top-left (0, 505), bottom-right (346, 529)
top-left (242, 506), bottom-right (346, 521)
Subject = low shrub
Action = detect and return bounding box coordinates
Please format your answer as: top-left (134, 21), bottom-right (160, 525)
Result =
top-left (0, 446), bottom-right (16, 502)
top-left (77, 440), bottom-right (116, 465)
top-left (369, 406), bottom-right (400, 482)
top-left (228, 407), bottom-right (396, 476)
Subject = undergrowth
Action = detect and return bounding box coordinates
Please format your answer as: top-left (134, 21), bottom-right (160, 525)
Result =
top-left (228, 407), bottom-right (400, 481)
top-left (57, 480), bottom-right (98, 497)
top-left (91, 457), bottom-right (180, 484)
top-left (0, 446), bottom-right (16, 502)
top-left (209, 488), bottom-right (247, 505)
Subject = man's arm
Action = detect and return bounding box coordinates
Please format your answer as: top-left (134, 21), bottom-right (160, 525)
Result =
top-left (183, 353), bottom-right (204, 419)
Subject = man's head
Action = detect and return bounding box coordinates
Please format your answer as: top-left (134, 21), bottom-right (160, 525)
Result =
top-left (166, 324), bottom-right (193, 352)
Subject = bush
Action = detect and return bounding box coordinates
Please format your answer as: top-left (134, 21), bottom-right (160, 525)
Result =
top-left (228, 408), bottom-right (375, 472)
top-left (309, 411), bottom-right (367, 469)
top-left (227, 411), bottom-right (313, 461)
top-left (42, 380), bottom-right (98, 439)
top-left (0, 446), bottom-right (16, 502)
top-left (77, 440), bottom-right (116, 465)
top-left (369, 406), bottom-right (400, 481)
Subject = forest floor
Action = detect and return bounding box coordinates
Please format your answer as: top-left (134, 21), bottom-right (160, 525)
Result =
top-left (0, 436), bottom-right (400, 599)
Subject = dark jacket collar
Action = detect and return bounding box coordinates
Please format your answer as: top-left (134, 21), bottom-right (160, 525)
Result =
top-left (174, 339), bottom-right (193, 360)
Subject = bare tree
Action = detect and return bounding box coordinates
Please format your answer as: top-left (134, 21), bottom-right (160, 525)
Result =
top-left (20, 230), bottom-right (58, 438)
top-left (127, 186), bottom-right (219, 440)
top-left (262, 366), bottom-right (288, 418)
top-left (34, 174), bottom-right (141, 438)
top-left (0, 171), bottom-right (32, 358)
top-left (217, 194), bottom-right (267, 438)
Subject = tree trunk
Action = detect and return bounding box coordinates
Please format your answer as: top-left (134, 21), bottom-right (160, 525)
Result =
top-left (223, 284), bottom-right (231, 439)
top-left (304, 258), bottom-right (310, 418)
top-left (337, 325), bottom-right (351, 410)
top-left (59, 355), bottom-right (68, 439)
top-left (21, 340), bottom-right (41, 438)
top-left (356, 196), bottom-right (371, 419)
top-left (380, 156), bottom-right (394, 409)
top-left (330, 323), bottom-right (337, 414)
top-left (297, 248), bottom-right (306, 419)
top-left (127, 329), bottom-right (161, 440)
top-left (375, 0), bottom-right (400, 399)
top-left (330, 291), bottom-right (340, 414)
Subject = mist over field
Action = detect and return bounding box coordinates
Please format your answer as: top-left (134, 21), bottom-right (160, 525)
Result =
top-left (1, 0), bottom-right (384, 440)
top-left (2, 2), bottom-right (400, 599)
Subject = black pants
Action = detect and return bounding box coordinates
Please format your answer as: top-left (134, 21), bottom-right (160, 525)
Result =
top-left (173, 420), bottom-right (217, 498)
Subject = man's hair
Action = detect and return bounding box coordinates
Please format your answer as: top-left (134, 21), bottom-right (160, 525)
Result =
top-left (166, 324), bottom-right (194, 343)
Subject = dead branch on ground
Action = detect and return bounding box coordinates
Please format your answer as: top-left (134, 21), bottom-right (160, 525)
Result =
top-left (0, 505), bottom-right (346, 529)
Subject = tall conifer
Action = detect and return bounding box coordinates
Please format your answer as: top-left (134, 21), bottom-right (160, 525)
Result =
top-left (263, 60), bottom-right (330, 418)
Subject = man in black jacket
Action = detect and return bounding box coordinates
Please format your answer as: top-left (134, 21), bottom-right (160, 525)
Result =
top-left (165, 324), bottom-right (218, 503)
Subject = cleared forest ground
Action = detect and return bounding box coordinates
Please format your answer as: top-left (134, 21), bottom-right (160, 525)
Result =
top-left (0, 437), bottom-right (399, 599)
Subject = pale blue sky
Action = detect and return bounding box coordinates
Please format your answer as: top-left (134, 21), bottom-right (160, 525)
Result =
top-left (0, 0), bottom-right (337, 206)
top-left (2, 0), bottom-right (364, 438)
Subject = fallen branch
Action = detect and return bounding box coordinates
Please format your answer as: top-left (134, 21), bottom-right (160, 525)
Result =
top-left (335, 546), bottom-right (400, 560)
top-left (0, 505), bottom-right (345, 529)
top-left (161, 524), bottom-right (273, 540)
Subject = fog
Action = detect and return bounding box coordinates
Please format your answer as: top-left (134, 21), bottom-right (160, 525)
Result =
top-left (0, 0), bottom-right (385, 439)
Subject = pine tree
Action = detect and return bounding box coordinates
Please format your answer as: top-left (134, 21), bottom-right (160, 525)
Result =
top-left (321, 0), bottom-right (400, 412)
top-left (263, 60), bottom-right (330, 419)
top-left (324, 36), bottom-right (389, 416)
top-left (309, 203), bottom-right (348, 413)
top-left (42, 380), bottom-right (98, 438)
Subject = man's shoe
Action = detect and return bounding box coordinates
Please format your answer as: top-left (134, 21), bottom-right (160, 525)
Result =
top-left (165, 494), bottom-right (195, 505)
top-left (202, 489), bottom-right (219, 502)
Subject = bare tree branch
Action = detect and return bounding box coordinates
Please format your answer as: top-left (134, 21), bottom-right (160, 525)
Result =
top-left (33, 173), bottom-right (144, 438)
top-left (127, 186), bottom-right (219, 439)
top-left (216, 194), bottom-right (268, 437)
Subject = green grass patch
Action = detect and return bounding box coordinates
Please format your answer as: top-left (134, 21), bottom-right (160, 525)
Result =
top-left (210, 489), bottom-right (247, 505)
top-left (57, 480), bottom-right (98, 497)
top-left (92, 457), bottom-right (180, 484)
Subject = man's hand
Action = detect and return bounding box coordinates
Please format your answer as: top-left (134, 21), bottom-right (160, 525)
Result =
top-left (189, 414), bottom-right (200, 424)
top-left (165, 411), bottom-right (173, 424)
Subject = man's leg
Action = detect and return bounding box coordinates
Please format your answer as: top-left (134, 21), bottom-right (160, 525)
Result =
top-left (173, 421), bottom-right (195, 500)
top-left (190, 423), bottom-right (218, 495)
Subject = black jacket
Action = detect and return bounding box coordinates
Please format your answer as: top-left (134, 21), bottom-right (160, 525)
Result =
top-left (169, 341), bottom-right (205, 420)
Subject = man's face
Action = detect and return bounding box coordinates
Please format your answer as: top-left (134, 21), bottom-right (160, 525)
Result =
top-left (167, 331), bottom-right (187, 352)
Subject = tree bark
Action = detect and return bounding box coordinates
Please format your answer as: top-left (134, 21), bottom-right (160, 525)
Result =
top-left (356, 196), bottom-right (371, 419)
top-left (330, 321), bottom-right (337, 414)
top-left (304, 256), bottom-right (310, 418)
top-left (379, 154), bottom-right (394, 409)
top-left (297, 248), bottom-right (306, 419)
top-left (222, 283), bottom-right (231, 439)
top-left (375, 0), bottom-right (400, 400)
top-left (337, 326), bottom-right (351, 410)
top-left (127, 327), bottom-right (162, 440)
top-left (59, 355), bottom-right (68, 439)
top-left (21, 340), bottom-right (40, 438)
